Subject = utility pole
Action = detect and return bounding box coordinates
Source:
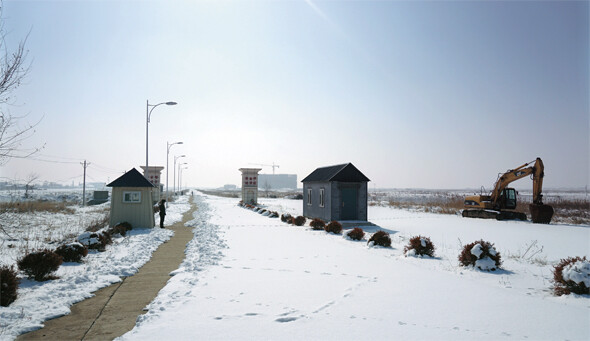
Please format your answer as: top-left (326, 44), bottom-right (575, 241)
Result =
top-left (81, 160), bottom-right (90, 206)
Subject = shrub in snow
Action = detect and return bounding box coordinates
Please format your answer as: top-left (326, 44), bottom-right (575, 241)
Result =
top-left (368, 230), bottom-right (391, 247)
top-left (0, 265), bottom-right (19, 307)
top-left (259, 209), bottom-right (267, 215)
top-left (17, 249), bottom-right (63, 281)
top-left (404, 235), bottom-right (436, 258)
top-left (280, 213), bottom-right (292, 223)
top-left (310, 218), bottom-right (326, 230)
top-left (78, 231), bottom-right (111, 251)
top-left (268, 211), bottom-right (279, 218)
top-left (347, 227), bottom-right (365, 241)
top-left (458, 240), bottom-right (502, 271)
top-left (553, 256), bottom-right (590, 296)
top-left (115, 221), bottom-right (132, 231)
top-left (98, 232), bottom-right (112, 246)
top-left (55, 242), bottom-right (88, 263)
top-left (78, 232), bottom-right (101, 249)
top-left (293, 216), bottom-right (306, 226)
top-left (324, 221), bottom-right (343, 234)
top-left (108, 224), bottom-right (128, 237)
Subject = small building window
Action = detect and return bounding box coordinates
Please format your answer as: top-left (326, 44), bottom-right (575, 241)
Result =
top-left (319, 188), bottom-right (325, 207)
top-left (307, 188), bottom-right (312, 205)
top-left (123, 191), bottom-right (141, 203)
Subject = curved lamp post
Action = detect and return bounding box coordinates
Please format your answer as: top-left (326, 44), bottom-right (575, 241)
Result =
top-left (145, 100), bottom-right (177, 183)
top-left (173, 155), bottom-right (186, 196)
top-left (166, 141), bottom-right (183, 204)
top-left (179, 164), bottom-right (189, 194)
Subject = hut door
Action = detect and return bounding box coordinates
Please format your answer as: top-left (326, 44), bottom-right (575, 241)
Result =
top-left (341, 187), bottom-right (357, 220)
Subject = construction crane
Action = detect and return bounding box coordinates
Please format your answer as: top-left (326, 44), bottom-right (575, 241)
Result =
top-left (249, 162), bottom-right (280, 174)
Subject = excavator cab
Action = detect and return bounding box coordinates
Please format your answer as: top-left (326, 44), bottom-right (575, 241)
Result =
top-left (500, 188), bottom-right (517, 209)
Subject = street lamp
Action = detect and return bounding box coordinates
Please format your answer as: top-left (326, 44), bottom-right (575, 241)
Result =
top-left (178, 162), bottom-right (188, 194)
top-left (146, 100), bottom-right (177, 182)
top-left (166, 141), bottom-right (183, 204)
top-left (173, 155), bottom-right (186, 196)
top-left (178, 162), bottom-right (188, 195)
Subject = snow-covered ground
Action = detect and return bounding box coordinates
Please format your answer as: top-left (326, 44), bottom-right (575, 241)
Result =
top-left (119, 192), bottom-right (589, 341)
top-left (1, 191), bottom-right (588, 340)
top-left (0, 196), bottom-right (191, 340)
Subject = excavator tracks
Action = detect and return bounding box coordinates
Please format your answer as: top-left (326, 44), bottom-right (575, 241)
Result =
top-left (462, 209), bottom-right (527, 221)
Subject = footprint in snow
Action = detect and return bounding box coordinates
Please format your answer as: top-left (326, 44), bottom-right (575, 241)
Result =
top-left (275, 317), bottom-right (298, 323)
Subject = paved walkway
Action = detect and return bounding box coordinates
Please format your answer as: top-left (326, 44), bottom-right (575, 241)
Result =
top-left (18, 202), bottom-right (197, 341)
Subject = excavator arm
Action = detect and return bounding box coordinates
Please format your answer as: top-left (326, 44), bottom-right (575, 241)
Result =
top-left (490, 158), bottom-right (545, 206)
top-left (531, 158), bottom-right (545, 205)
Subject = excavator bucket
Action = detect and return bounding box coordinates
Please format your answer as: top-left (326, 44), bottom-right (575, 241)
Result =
top-left (530, 204), bottom-right (554, 224)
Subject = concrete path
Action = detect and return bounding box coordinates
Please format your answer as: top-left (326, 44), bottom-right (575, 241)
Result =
top-left (18, 202), bottom-right (197, 341)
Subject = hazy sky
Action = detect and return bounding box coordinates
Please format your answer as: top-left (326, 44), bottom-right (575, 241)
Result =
top-left (1, 0), bottom-right (588, 190)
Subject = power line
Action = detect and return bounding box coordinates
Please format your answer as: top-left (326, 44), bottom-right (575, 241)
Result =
top-left (35, 153), bottom-right (84, 162)
top-left (25, 156), bottom-right (80, 165)
top-left (88, 163), bottom-right (123, 174)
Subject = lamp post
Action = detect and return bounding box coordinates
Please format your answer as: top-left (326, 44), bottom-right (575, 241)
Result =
top-left (166, 141), bottom-right (183, 205)
top-left (178, 162), bottom-right (188, 195)
top-left (180, 165), bottom-right (188, 194)
top-left (173, 155), bottom-right (186, 197)
top-left (146, 100), bottom-right (177, 182)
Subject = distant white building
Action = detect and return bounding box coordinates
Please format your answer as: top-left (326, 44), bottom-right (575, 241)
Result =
top-left (258, 174), bottom-right (297, 190)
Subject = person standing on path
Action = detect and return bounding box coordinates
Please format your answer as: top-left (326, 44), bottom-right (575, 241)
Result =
top-left (158, 199), bottom-right (166, 228)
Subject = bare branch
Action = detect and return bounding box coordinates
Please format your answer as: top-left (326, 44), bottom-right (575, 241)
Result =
top-left (0, 2), bottom-right (40, 165)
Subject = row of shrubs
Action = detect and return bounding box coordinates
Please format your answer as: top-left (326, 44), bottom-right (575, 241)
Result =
top-left (236, 202), bottom-right (588, 297)
top-left (238, 202), bottom-right (279, 218)
top-left (0, 221), bottom-right (133, 307)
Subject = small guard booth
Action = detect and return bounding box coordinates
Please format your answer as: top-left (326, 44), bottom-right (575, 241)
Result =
top-left (107, 168), bottom-right (155, 228)
top-left (239, 168), bottom-right (262, 204)
top-left (302, 163), bottom-right (370, 222)
top-left (140, 165), bottom-right (164, 204)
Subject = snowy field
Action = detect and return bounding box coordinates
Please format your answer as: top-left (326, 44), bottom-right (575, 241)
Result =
top-left (119, 192), bottom-right (589, 341)
top-left (0, 196), bottom-right (191, 340)
top-left (1, 190), bottom-right (588, 340)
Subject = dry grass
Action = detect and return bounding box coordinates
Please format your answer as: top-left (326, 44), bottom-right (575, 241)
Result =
top-left (0, 200), bottom-right (75, 214)
top-left (379, 193), bottom-right (589, 225)
top-left (86, 213), bottom-right (110, 232)
top-left (200, 190), bottom-right (239, 198)
top-left (202, 189), bottom-right (303, 200)
top-left (386, 194), bottom-right (464, 215)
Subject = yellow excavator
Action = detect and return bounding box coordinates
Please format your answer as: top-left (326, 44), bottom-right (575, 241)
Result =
top-left (462, 157), bottom-right (554, 223)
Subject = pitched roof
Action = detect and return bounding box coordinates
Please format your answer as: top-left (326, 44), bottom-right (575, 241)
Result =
top-left (107, 168), bottom-right (155, 188)
top-left (301, 163), bottom-right (370, 183)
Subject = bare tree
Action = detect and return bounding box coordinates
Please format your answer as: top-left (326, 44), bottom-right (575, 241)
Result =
top-left (24, 172), bottom-right (39, 198)
top-left (0, 3), bottom-right (41, 165)
top-left (0, 2), bottom-right (40, 239)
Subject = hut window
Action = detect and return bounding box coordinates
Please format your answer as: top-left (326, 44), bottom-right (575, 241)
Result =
top-left (123, 191), bottom-right (141, 203)
top-left (319, 188), bottom-right (325, 207)
top-left (307, 188), bottom-right (312, 205)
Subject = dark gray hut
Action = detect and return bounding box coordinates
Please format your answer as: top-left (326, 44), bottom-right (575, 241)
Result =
top-left (107, 168), bottom-right (155, 228)
top-left (301, 163), bottom-right (370, 222)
